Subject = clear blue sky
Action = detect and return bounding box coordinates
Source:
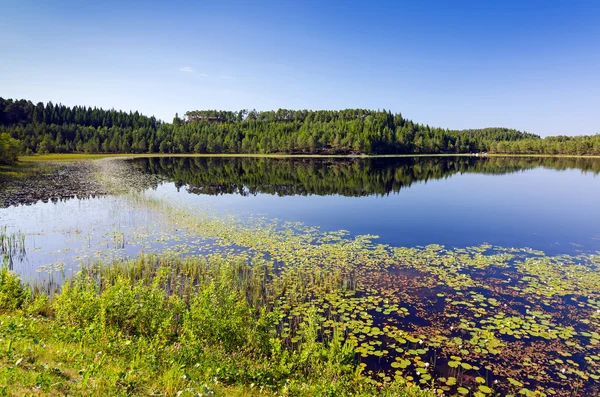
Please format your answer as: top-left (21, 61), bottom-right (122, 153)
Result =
top-left (1, 0), bottom-right (599, 136)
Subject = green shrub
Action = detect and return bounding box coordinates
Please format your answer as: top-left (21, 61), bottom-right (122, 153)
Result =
top-left (0, 132), bottom-right (20, 165)
top-left (182, 281), bottom-right (255, 352)
top-left (0, 265), bottom-right (28, 312)
top-left (98, 274), bottom-right (184, 340)
top-left (98, 276), bottom-right (137, 332)
top-left (25, 293), bottom-right (52, 316)
top-left (53, 276), bottom-right (100, 326)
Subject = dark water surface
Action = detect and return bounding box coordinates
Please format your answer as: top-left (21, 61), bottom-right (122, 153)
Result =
top-left (134, 156), bottom-right (600, 255)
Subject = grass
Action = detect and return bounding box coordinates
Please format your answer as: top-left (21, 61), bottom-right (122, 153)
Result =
top-left (0, 311), bottom-right (261, 397)
top-left (4, 157), bottom-right (599, 396)
top-left (0, 256), bottom-right (434, 397)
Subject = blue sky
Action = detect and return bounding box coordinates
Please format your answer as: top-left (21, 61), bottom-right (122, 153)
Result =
top-left (1, 0), bottom-right (599, 136)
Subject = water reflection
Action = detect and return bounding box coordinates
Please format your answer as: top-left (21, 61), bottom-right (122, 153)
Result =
top-left (130, 156), bottom-right (600, 197)
top-left (138, 156), bottom-right (600, 254)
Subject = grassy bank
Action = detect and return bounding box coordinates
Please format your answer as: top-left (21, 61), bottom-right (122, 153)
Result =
top-left (0, 257), bottom-right (432, 397)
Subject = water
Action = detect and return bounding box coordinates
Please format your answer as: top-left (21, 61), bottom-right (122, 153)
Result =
top-left (137, 156), bottom-right (600, 255)
top-left (2, 156), bottom-right (599, 279)
top-left (2, 155), bottom-right (600, 395)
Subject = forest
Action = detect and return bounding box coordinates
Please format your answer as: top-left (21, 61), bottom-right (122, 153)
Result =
top-left (1, 97), bottom-right (599, 158)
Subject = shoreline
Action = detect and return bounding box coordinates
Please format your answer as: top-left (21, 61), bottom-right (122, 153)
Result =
top-left (18, 152), bottom-right (600, 162)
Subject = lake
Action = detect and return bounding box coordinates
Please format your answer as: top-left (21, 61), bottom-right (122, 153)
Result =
top-left (131, 156), bottom-right (600, 254)
top-left (1, 155), bottom-right (599, 396)
top-left (3, 156), bottom-right (600, 279)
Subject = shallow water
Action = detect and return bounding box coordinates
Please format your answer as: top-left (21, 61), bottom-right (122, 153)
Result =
top-left (2, 156), bottom-right (599, 279)
top-left (138, 156), bottom-right (600, 255)
top-left (1, 155), bottom-right (600, 395)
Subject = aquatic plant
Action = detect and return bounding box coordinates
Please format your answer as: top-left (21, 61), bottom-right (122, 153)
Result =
top-left (0, 255), bottom-right (435, 396)
top-left (3, 157), bottom-right (600, 396)
top-left (0, 227), bottom-right (26, 266)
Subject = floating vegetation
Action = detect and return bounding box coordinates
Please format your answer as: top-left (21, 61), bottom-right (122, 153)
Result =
top-left (1, 157), bottom-right (600, 396)
top-left (22, 185), bottom-right (592, 396)
top-left (0, 161), bottom-right (113, 208)
top-left (140, 189), bottom-right (600, 395)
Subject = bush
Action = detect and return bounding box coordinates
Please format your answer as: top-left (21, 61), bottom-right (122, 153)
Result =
top-left (98, 275), bottom-right (184, 340)
top-left (0, 132), bottom-right (20, 164)
top-left (53, 276), bottom-right (100, 326)
top-left (182, 280), bottom-right (256, 353)
top-left (0, 264), bottom-right (28, 312)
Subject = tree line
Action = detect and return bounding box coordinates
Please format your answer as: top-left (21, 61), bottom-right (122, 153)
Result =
top-left (1, 97), bottom-right (599, 159)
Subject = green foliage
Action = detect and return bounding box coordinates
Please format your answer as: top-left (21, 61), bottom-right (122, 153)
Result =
top-left (182, 279), bottom-right (256, 352)
top-left (0, 133), bottom-right (20, 165)
top-left (3, 96), bottom-right (599, 156)
top-left (0, 255), bottom-right (435, 396)
top-left (0, 264), bottom-right (28, 312)
top-left (489, 134), bottom-right (600, 155)
top-left (0, 97), bottom-right (159, 155)
top-left (1, 97), bottom-right (556, 156)
top-left (24, 294), bottom-right (51, 317)
top-left (53, 276), bottom-right (100, 326)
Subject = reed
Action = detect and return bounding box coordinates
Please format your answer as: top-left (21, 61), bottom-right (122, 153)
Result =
top-left (0, 254), bottom-right (432, 396)
top-left (0, 227), bottom-right (26, 267)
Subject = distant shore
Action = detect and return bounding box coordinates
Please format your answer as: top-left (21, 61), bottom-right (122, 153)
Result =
top-left (18, 152), bottom-right (600, 162)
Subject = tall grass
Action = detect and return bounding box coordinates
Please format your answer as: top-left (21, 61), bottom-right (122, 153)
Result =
top-left (0, 254), bottom-right (433, 396)
top-left (0, 227), bottom-right (26, 268)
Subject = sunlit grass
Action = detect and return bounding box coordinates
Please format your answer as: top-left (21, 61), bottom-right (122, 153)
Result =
top-left (0, 256), bottom-right (434, 396)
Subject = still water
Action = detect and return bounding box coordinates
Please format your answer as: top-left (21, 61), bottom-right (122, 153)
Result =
top-left (2, 156), bottom-right (599, 280)
top-left (2, 155), bottom-right (600, 396)
top-left (136, 156), bottom-right (600, 254)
